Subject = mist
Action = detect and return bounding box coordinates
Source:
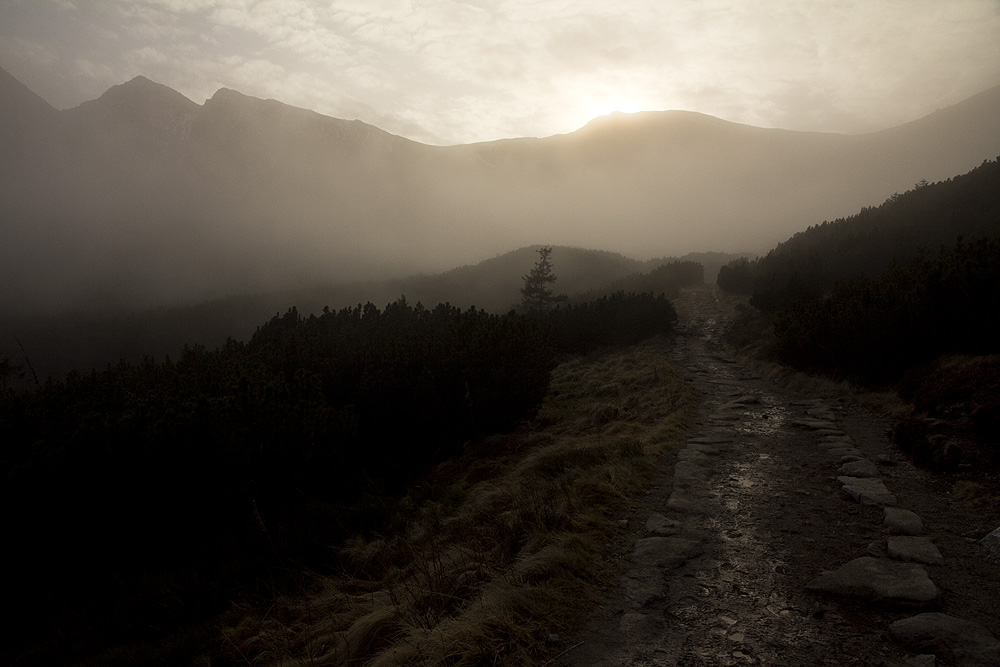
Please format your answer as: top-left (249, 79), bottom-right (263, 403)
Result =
top-left (3, 67), bottom-right (1000, 320)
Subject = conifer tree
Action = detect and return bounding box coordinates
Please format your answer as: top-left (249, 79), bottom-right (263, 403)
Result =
top-left (520, 246), bottom-right (560, 312)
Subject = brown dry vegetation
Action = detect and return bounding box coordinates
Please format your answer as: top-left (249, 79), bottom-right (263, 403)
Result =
top-left (216, 336), bottom-right (698, 666)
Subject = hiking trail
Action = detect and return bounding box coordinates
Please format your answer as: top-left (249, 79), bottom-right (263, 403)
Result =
top-left (555, 285), bottom-right (1000, 667)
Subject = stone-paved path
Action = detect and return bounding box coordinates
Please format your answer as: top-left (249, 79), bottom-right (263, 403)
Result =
top-left (556, 285), bottom-right (999, 667)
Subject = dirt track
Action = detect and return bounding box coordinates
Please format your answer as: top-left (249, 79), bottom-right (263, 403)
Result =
top-left (556, 285), bottom-right (999, 667)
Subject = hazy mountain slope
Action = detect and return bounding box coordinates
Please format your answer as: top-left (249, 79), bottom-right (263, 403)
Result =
top-left (0, 65), bottom-right (59, 148)
top-left (2, 65), bottom-right (999, 315)
top-left (746, 156), bottom-right (1000, 313)
top-left (0, 245), bottom-right (651, 380)
top-left (455, 92), bottom-right (1000, 257)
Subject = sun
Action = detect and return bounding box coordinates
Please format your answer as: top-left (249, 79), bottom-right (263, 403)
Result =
top-left (571, 93), bottom-right (650, 131)
top-left (586, 98), bottom-right (645, 117)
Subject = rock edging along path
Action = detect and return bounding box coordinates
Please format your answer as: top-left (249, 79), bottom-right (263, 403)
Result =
top-left (556, 285), bottom-right (1000, 667)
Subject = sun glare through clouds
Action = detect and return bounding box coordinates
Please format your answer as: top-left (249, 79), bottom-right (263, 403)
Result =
top-left (571, 92), bottom-right (650, 130)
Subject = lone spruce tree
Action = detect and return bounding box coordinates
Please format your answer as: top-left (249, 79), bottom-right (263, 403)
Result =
top-left (520, 246), bottom-right (560, 312)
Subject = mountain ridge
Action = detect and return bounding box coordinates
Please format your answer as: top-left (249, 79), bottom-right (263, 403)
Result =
top-left (2, 65), bottom-right (999, 315)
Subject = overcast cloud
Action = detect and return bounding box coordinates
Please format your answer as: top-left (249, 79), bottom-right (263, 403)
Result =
top-left (2, 0), bottom-right (999, 145)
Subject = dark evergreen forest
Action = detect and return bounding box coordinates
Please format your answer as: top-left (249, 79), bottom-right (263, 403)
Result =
top-left (718, 157), bottom-right (1000, 474)
top-left (718, 157), bottom-right (1000, 382)
top-left (0, 286), bottom-right (682, 665)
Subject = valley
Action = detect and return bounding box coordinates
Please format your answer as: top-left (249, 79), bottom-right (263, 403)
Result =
top-left (1, 60), bottom-right (999, 667)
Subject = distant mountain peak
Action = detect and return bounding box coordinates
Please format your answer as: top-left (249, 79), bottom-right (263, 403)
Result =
top-left (209, 87), bottom-right (243, 100)
top-left (0, 64), bottom-right (58, 119)
top-left (94, 74), bottom-right (198, 110)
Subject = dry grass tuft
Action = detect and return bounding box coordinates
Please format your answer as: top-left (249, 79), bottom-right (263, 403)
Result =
top-left (220, 336), bottom-right (698, 666)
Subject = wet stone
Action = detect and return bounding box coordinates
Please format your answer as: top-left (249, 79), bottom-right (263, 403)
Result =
top-left (885, 507), bottom-right (924, 536)
top-left (838, 459), bottom-right (881, 478)
top-left (806, 557), bottom-right (940, 610)
top-left (890, 613), bottom-right (1000, 667)
top-left (838, 476), bottom-right (897, 506)
top-left (888, 536), bottom-right (944, 566)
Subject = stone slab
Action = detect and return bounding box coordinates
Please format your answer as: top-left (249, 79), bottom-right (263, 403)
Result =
top-left (888, 536), bottom-right (944, 566)
top-left (839, 459), bottom-right (881, 478)
top-left (890, 613), bottom-right (1000, 667)
top-left (884, 507), bottom-right (924, 536)
top-left (666, 491), bottom-right (705, 514)
top-left (979, 526), bottom-right (1000, 563)
top-left (806, 557), bottom-right (940, 609)
top-left (838, 476), bottom-right (897, 506)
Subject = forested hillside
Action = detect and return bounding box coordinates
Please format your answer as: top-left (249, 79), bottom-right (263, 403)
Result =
top-left (719, 157), bottom-right (999, 378)
top-left (0, 289), bottom-right (680, 666)
top-left (719, 157), bottom-right (1000, 472)
top-left (720, 158), bottom-right (999, 301)
top-left (0, 246), bottom-right (707, 383)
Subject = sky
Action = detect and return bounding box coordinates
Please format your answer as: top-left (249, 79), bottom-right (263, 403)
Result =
top-left (2, 0), bottom-right (999, 146)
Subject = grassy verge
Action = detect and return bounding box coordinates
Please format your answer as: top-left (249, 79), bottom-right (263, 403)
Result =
top-left (217, 336), bottom-right (698, 666)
